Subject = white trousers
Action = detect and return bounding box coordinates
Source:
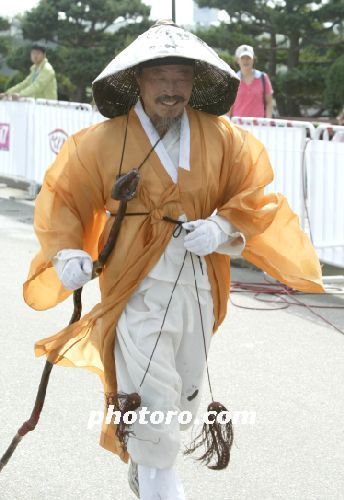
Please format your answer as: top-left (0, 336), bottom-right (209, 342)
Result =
top-left (115, 239), bottom-right (214, 470)
top-left (138, 465), bottom-right (185, 500)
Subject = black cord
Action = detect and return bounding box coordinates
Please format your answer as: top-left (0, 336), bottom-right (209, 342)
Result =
top-left (118, 113), bottom-right (129, 177)
top-left (190, 253), bottom-right (214, 402)
top-left (118, 111), bottom-right (162, 179)
top-left (139, 249), bottom-right (188, 389)
top-left (137, 137), bottom-right (161, 172)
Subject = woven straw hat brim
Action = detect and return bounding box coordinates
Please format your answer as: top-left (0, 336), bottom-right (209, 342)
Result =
top-left (92, 24), bottom-right (240, 118)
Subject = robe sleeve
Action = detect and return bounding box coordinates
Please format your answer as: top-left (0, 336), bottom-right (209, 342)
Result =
top-left (216, 121), bottom-right (324, 293)
top-left (16, 66), bottom-right (55, 98)
top-left (208, 214), bottom-right (246, 256)
top-left (6, 73), bottom-right (32, 95)
top-left (23, 128), bottom-right (107, 311)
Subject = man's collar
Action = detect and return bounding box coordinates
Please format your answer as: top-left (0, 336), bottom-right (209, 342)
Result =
top-left (134, 99), bottom-right (191, 181)
top-left (237, 69), bottom-right (263, 79)
top-left (31, 58), bottom-right (47, 70)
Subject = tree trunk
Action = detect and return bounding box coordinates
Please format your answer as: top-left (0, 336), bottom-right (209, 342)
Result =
top-left (73, 86), bottom-right (84, 103)
top-left (269, 30), bottom-right (277, 77)
top-left (288, 31), bottom-right (300, 68)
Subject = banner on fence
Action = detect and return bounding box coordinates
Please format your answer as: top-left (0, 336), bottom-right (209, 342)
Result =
top-left (27, 100), bottom-right (93, 183)
top-left (0, 101), bottom-right (32, 178)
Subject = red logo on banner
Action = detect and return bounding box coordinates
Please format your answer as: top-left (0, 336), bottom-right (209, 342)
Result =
top-left (48, 128), bottom-right (68, 154)
top-left (0, 123), bottom-right (10, 151)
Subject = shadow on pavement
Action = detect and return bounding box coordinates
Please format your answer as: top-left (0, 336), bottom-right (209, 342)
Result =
top-left (0, 197), bottom-right (34, 225)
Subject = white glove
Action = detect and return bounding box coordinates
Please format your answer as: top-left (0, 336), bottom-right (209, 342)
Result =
top-left (52, 249), bottom-right (93, 290)
top-left (182, 219), bottom-right (228, 256)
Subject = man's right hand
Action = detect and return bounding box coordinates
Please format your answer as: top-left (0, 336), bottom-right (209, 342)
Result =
top-left (52, 249), bottom-right (93, 290)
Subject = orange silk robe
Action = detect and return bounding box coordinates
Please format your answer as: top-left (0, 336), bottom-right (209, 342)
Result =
top-left (23, 105), bottom-right (324, 461)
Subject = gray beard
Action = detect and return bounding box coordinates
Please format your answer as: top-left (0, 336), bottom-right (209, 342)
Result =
top-left (151, 115), bottom-right (182, 137)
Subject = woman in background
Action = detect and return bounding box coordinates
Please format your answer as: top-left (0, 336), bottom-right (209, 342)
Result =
top-left (230, 44), bottom-right (273, 118)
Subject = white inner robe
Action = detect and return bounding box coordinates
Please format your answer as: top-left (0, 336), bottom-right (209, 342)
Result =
top-left (114, 102), bottom-right (245, 473)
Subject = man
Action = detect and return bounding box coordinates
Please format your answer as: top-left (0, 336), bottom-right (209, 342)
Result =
top-left (23, 21), bottom-right (323, 499)
top-left (230, 44), bottom-right (273, 118)
top-left (2, 44), bottom-right (57, 100)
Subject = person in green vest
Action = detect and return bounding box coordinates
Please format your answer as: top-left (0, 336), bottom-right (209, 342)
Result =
top-left (2, 44), bottom-right (57, 100)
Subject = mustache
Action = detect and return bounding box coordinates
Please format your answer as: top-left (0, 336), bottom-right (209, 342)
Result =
top-left (155, 95), bottom-right (185, 104)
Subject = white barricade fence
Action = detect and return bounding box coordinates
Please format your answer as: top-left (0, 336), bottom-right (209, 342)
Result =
top-left (0, 99), bottom-right (94, 185)
top-left (306, 139), bottom-right (344, 268)
top-left (27, 99), bottom-right (93, 184)
top-left (314, 124), bottom-right (344, 142)
top-left (230, 117), bottom-right (316, 228)
top-left (0, 99), bottom-right (33, 179)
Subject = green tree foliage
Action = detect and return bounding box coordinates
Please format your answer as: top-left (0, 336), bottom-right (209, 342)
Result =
top-left (194, 0), bottom-right (344, 117)
top-left (325, 55), bottom-right (344, 115)
top-left (0, 16), bottom-right (12, 60)
top-left (0, 17), bottom-right (15, 92)
top-left (6, 0), bottom-right (151, 101)
top-left (0, 16), bottom-right (11, 32)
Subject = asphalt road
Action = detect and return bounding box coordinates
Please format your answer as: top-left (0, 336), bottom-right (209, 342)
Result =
top-left (0, 186), bottom-right (343, 500)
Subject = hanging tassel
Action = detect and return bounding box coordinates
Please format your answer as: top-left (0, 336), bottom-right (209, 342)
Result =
top-left (105, 392), bottom-right (141, 451)
top-left (185, 401), bottom-right (234, 470)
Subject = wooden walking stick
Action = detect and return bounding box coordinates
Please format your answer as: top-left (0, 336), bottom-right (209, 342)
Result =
top-left (0, 169), bottom-right (140, 473)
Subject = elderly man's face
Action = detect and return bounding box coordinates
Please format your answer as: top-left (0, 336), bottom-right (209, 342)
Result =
top-left (136, 64), bottom-right (194, 123)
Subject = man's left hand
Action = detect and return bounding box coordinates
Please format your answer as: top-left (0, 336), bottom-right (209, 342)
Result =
top-left (182, 219), bottom-right (228, 256)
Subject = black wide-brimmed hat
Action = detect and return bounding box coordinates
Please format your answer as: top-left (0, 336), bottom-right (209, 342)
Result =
top-left (92, 20), bottom-right (240, 118)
